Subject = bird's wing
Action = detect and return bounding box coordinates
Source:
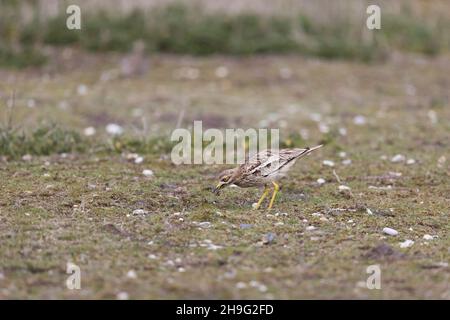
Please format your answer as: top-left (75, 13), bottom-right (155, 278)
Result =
top-left (247, 148), bottom-right (311, 177)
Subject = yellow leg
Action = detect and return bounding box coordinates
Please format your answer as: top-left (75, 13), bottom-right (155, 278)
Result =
top-left (268, 182), bottom-right (280, 210)
top-left (254, 185), bottom-right (269, 210)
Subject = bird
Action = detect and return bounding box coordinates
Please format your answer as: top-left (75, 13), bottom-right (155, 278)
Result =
top-left (213, 145), bottom-right (322, 210)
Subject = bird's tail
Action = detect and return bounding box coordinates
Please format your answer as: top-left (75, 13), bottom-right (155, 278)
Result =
top-left (294, 144), bottom-right (323, 158)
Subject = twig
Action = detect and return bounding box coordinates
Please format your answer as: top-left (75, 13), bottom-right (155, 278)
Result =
top-left (333, 169), bottom-right (342, 184)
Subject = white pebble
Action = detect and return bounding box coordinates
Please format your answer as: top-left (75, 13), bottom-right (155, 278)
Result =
top-left (399, 239), bottom-right (414, 248)
top-left (134, 156), bottom-right (144, 164)
top-left (215, 66), bottom-right (229, 78)
top-left (353, 115), bottom-right (366, 125)
top-left (383, 227), bottom-right (398, 236)
top-left (423, 234), bottom-right (434, 240)
top-left (83, 127), bottom-right (96, 136)
top-left (306, 226), bottom-right (316, 231)
top-left (132, 209), bottom-right (148, 216)
top-left (406, 158), bottom-right (416, 165)
top-left (198, 221), bottom-right (212, 228)
top-left (236, 282), bottom-right (247, 289)
top-left (342, 159), bottom-right (352, 166)
top-left (338, 185), bottom-right (351, 191)
top-left (116, 291), bottom-right (129, 300)
top-left (391, 154), bottom-right (406, 163)
top-left (106, 123), bottom-right (123, 136)
top-left (323, 160), bottom-right (335, 167)
top-left (338, 151), bottom-right (347, 158)
top-left (77, 84), bottom-right (88, 96)
top-left (148, 254), bottom-right (158, 260)
top-left (142, 169), bottom-right (154, 177)
top-left (252, 203), bottom-right (258, 209)
top-left (317, 178), bottom-right (326, 185)
top-left (126, 270), bottom-right (137, 279)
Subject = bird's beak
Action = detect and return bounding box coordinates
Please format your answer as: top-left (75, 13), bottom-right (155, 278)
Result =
top-left (212, 182), bottom-right (225, 195)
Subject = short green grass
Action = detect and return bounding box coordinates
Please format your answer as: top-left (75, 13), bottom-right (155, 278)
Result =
top-left (0, 52), bottom-right (449, 299)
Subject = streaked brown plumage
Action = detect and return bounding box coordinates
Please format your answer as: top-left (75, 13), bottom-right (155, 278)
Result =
top-left (213, 145), bottom-right (322, 209)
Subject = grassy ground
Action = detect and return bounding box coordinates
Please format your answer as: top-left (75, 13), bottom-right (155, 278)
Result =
top-left (0, 52), bottom-right (449, 299)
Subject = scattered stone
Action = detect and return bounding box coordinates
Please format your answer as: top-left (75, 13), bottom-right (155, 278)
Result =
top-left (383, 227), bottom-right (398, 236)
top-left (366, 208), bottom-right (373, 215)
top-left (399, 239), bottom-right (414, 248)
top-left (148, 254), bottom-right (158, 260)
top-left (338, 127), bottom-right (347, 136)
top-left (369, 185), bottom-right (393, 190)
top-left (251, 203), bottom-right (258, 209)
top-left (338, 185), bottom-right (351, 192)
top-left (134, 156), bottom-right (144, 164)
top-left (215, 66), bottom-right (229, 78)
top-left (306, 226), bottom-right (316, 231)
top-left (279, 67), bottom-right (292, 79)
top-left (132, 209), bottom-right (148, 216)
top-left (342, 159), bottom-right (352, 166)
top-left (178, 267), bottom-right (186, 273)
top-left (198, 221), bottom-right (212, 228)
top-left (323, 160), bottom-right (335, 167)
top-left (83, 127), bottom-right (96, 136)
top-left (353, 115), bottom-right (366, 125)
top-left (22, 154), bottom-right (32, 161)
top-left (142, 169), bottom-right (154, 177)
top-left (423, 234), bottom-right (434, 240)
top-left (126, 270), bottom-right (137, 279)
top-left (406, 158), bottom-right (416, 165)
top-left (77, 84), bottom-right (88, 96)
top-left (236, 282), bottom-right (247, 289)
top-left (317, 178), bottom-right (326, 185)
top-left (262, 232), bottom-right (276, 244)
top-left (338, 151), bottom-right (347, 158)
top-left (437, 156), bottom-right (446, 168)
top-left (106, 123), bottom-right (123, 136)
top-left (116, 291), bottom-right (129, 300)
top-left (391, 154), bottom-right (406, 163)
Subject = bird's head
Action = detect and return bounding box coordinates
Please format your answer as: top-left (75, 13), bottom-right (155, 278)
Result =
top-left (213, 168), bottom-right (236, 195)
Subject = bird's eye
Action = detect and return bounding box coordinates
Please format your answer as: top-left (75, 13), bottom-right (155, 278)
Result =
top-left (221, 176), bottom-right (229, 182)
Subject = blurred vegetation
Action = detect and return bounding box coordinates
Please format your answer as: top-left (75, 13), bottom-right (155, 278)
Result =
top-left (0, 3), bottom-right (449, 67)
top-left (0, 123), bottom-right (86, 158)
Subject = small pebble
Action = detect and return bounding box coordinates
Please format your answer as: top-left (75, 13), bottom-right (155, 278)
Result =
top-left (383, 227), bottom-right (398, 236)
top-left (338, 185), bottom-right (351, 191)
top-left (423, 234), bottom-right (434, 240)
top-left (262, 233), bottom-right (276, 244)
top-left (400, 239), bottom-right (414, 248)
top-left (342, 159), bottom-right (352, 166)
top-left (142, 169), bottom-right (154, 177)
top-left (126, 270), bottom-right (137, 279)
top-left (306, 226), bottom-right (316, 231)
top-left (116, 291), bottom-right (129, 300)
top-left (106, 123), bottom-right (123, 136)
top-left (134, 156), bottom-right (144, 164)
top-left (317, 178), bottom-right (326, 185)
top-left (406, 158), bottom-right (416, 165)
top-left (83, 127), bottom-right (96, 136)
top-left (132, 209), bottom-right (148, 216)
top-left (323, 160), bottom-right (335, 167)
top-left (353, 115), bottom-right (366, 125)
top-left (236, 282), bottom-right (247, 289)
top-left (198, 221), bottom-right (212, 228)
top-left (391, 154), bottom-right (406, 163)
